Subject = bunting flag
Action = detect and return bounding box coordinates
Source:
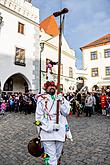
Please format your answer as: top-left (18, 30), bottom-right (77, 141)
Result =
top-left (39, 15), bottom-right (59, 37)
top-left (40, 15), bottom-right (59, 37)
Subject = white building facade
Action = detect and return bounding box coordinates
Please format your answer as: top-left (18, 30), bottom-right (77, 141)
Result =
top-left (0, 0), bottom-right (82, 94)
top-left (40, 31), bottom-right (76, 93)
top-left (0, 0), bottom-right (40, 93)
top-left (81, 34), bottom-right (110, 91)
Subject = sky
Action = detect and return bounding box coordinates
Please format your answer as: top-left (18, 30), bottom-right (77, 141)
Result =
top-left (32, 0), bottom-right (110, 69)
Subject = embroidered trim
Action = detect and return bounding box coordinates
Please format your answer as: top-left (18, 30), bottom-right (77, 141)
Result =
top-left (44, 99), bottom-right (55, 120)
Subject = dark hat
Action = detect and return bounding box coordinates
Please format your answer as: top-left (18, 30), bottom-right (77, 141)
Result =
top-left (43, 81), bottom-right (57, 90)
top-left (27, 137), bottom-right (44, 157)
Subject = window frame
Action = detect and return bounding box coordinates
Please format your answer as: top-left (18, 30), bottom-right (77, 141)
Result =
top-left (90, 51), bottom-right (98, 60)
top-left (104, 49), bottom-right (110, 58)
top-left (91, 67), bottom-right (99, 77)
top-left (69, 67), bottom-right (73, 78)
top-left (3, 78), bottom-right (13, 91)
top-left (105, 66), bottom-right (110, 76)
top-left (15, 47), bottom-right (26, 66)
top-left (18, 22), bottom-right (24, 34)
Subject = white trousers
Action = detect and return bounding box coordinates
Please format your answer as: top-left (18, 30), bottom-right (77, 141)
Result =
top-left (42, 141), bottom-right (64, 165)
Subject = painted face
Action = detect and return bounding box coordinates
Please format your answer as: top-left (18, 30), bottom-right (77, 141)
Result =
top-left (46, 86), bottom-right (56, 95)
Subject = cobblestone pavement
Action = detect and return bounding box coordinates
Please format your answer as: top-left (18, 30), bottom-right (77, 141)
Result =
top-left (0, 112), bottom-right (110, 165)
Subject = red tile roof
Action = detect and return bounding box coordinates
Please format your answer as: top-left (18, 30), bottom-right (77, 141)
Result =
top-left (80, 34), bottom-right (110, 50)
top-left (39, 15), bottom-right (59, 37)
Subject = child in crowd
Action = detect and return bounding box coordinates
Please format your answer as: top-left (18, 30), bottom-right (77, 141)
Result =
top-left (0, 100), bottom-right (6, 115)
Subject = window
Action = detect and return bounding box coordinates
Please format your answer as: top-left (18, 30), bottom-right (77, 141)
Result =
top-left (90, 51), bottom-right (97, 60)
top-left (104, 49), bottom-right (110, 58)
top-left (69, 67), bottom-right (73, 78)
top-left (15, 47), bottom-right (25, 66)
top-left (3, 78), bottom-right (13, 91)
top-left (105, 66), bottom-right (110, 76)
top-left (91, 68), bottom-right (98, 77)
top-left (60, 64), bottom-right (63, 75)
top-left (18, 22), bottom-right (24, 34)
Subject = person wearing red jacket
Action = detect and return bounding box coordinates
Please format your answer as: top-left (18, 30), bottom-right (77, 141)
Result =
top-left (100, 93), bottom-right (107, 115)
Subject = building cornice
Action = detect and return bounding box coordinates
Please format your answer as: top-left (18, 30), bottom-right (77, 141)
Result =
top-left (0, 0), bottom-right (39, 24)
top-left (81, 42), bottom-right (110, 50)
top-left (80, 34), bottom-right (110, 50)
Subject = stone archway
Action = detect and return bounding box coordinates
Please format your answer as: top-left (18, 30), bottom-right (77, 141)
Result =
top-left (3, 73), bottom-right (31, 93)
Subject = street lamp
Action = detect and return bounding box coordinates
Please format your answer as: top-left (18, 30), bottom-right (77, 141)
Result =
top-left (39, 42), bottom-right (44, 93)
top-left (53, 8), bottom-right (69, 124)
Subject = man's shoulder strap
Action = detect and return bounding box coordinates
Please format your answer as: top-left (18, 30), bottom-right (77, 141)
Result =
top-left (37, 94), bottom-right (48, 102)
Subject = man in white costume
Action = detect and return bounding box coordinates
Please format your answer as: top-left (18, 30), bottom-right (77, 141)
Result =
top-left (35, 81), bottom-right (70, 165)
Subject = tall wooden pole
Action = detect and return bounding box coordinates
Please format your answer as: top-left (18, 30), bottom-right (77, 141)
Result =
top-left (53, 8), bottom-right (69, 124)
top-left (39, 43), bottom-right (44, 93)
top-left (56, 14), bottom-right (62, 124)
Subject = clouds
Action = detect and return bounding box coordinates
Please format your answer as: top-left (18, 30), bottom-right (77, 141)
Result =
top-left (32, 0), bottom-right (110, 68)
top-left (68, 4), bottom-right (110, 45)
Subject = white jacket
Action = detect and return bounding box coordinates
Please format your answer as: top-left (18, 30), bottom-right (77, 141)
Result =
top-left (35, 94), bottom-right (70, 142)
top-left (85, 95), bottom-right (93, 107)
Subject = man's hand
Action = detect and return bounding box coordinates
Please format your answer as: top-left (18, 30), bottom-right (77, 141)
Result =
top-left (57, 93), bottom-right (63, 101)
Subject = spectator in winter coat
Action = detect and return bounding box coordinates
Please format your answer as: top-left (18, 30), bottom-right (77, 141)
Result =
top-left (85, 92), bottom-right (93, 117)
top-left (106, 96), bottom-right (110, 116)
top-left (92, 92), bottom-right (96, 114)
top-left (100, 93), bottom-right (107, 115)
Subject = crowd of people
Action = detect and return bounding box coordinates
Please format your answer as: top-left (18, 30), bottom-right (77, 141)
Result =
top-left (0, 92), bottom-right (37, 115)
top-left (1, 84), bottom-right (110, 165)
top-left (0, 89), bottom-right (110, 118)
top-left (64, 89), bottom-right (110, 117)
